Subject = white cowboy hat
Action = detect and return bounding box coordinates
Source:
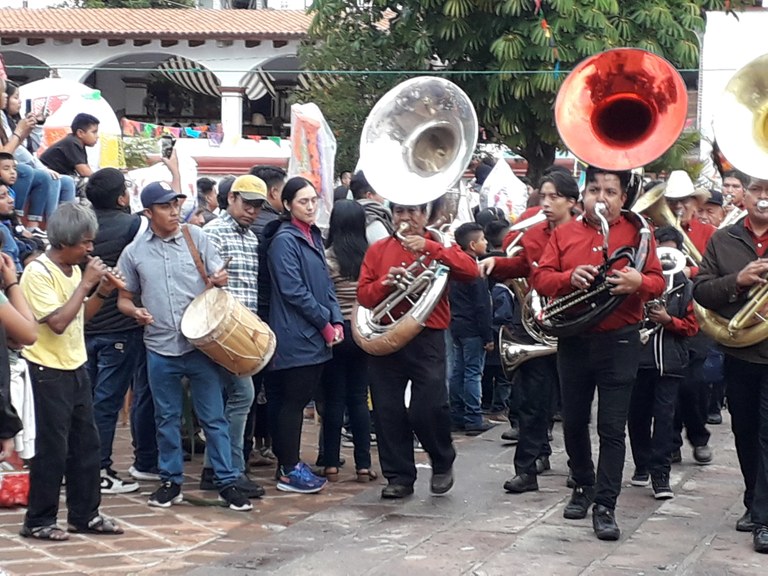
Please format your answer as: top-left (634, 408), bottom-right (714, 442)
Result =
top-left (664, 170), bottom-right (711, 201)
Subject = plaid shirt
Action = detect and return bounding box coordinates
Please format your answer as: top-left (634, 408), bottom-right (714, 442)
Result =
top-left (203, 212), bottom-right (259, 313)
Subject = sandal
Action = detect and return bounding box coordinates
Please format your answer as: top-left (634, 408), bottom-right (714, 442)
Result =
top-left (356, 469), bottom-right (378, 483)
top-left (323, 467), bottom-right (340, 482)
top-left (67, 515), bottom-right (123, 535)
top-left (20, 524), bottom-right (70, 541)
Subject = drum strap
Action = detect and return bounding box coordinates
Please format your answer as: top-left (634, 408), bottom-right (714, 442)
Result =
top-left (181, 225), bottom-right (211, 288)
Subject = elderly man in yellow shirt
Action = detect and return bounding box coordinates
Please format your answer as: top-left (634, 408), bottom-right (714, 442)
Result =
top-left (19, 203), bottom-right (122, 541)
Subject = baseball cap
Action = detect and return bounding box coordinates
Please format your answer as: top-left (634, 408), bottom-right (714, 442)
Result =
top-left (141, 181), bottom-right (186, 208)
top-left (231, 175), bottom-right (267, 201)
top-left (706, 188), bottom-right (724, 206)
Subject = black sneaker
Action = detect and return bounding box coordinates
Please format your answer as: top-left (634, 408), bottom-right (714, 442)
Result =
top-left (563, 486), bottom-right (594, 519)
top-left (235, 474), bottom-right (265, 498)
top-left (693, 445), bottom-right (713, 465)
top-left (100, 467), bottom-right (139, 495)
top-left (503, 473), bottom-right (539, 493)
top-left (148, 481), bottom-right (183, 508)
top-left (631, 469), bottom-right (650, 487)
top-left (501, 426), bottom-right (519, 443)
top-left (535, 456), bottom-right (551, 475)
top-left (219, 484), bottom-right (253, 511)
top-left (651, 473), bottom-right (674, 500)
top-left (465, 421), bottom-right (498, 437)
top-left (736, 509), bottom-right (756, 533)
top-left (592, 504), bottom-right (620, 541)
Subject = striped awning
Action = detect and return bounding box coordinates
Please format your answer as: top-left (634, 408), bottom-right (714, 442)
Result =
top-left (156, 56), bottom-right (279, 101)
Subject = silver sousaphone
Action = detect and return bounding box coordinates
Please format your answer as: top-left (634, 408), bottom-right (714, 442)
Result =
top-left (351, 77), bottom-right (478, 356)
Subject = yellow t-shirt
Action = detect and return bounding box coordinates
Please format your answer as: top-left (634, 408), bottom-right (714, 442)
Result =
top-left (20, 254), bottom-right (86, 370)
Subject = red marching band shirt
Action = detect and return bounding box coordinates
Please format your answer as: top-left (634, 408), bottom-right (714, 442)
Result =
top-left (493, 218), bottom-right (553, 281)
top-left (683, 218), bottom-right (716, 277)
top-left (532, 215), bottom-right (666, 333)
top-left (357, 234), bottom-right (479, 330)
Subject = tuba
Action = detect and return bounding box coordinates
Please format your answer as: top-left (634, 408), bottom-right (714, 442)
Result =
top-left (351, 77), bottom-right (478, 356)
top-left (535, 48), bottom-right (686, 337)
top-left (695, 53), bottom-right (768, 347)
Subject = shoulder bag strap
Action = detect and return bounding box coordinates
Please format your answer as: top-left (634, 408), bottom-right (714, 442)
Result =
top-left (181, 225), bottom-right (210, 288)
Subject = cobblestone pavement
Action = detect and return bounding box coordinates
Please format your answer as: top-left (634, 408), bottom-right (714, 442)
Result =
top-left (1, 411), bottom-right (766, 575)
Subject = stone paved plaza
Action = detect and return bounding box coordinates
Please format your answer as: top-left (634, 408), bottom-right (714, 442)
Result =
top-left (1, 410), bottom-right (766, 575)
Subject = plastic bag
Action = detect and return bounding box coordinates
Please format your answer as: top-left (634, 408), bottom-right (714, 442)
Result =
top-left (0, 461), bottom-right (29, 508)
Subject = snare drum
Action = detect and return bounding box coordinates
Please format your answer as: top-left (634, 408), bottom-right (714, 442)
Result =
top-left (181, 288), bottom-right (276, 376)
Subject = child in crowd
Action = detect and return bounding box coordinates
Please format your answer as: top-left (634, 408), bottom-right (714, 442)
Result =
top-left (39, 113), bottom-right (99, 180)
top-left (448, 222), bottom-right (495, 436)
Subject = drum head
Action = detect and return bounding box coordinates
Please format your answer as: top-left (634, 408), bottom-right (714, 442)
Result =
top-left (181, 288), bottom-right (229, 341)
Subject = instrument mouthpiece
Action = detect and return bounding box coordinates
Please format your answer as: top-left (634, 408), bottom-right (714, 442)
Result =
top-left (757, 199), bottom-right (768, 211)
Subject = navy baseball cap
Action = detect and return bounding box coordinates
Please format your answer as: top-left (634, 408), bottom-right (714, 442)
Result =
top-left (141, 181), bottom-right (186, 208)
top-left (706, 188), bottom-right (724, 206)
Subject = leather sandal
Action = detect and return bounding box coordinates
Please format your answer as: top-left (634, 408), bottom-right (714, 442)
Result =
top-left (68, 515), bottom-right (123, 535)
top-left (20, 524), bottom-right (70, 541)
top-left (323, 467), bottom-right (340, 482)
top-left (356, 469), bottom-right (378, 483)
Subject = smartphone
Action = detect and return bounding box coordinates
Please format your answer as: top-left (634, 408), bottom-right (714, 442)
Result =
top-left (159, 135), bottom-right (176, 159)
top-left (24, 99), bottom-right (31, 116)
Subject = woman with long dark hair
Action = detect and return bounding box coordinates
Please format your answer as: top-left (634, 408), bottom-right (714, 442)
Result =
top-left (320, 200), bottom-right (376, 482)
top-left (263, 176), bottom-right (343, 494)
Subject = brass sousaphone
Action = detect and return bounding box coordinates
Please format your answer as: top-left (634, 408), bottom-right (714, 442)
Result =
top-left (535, 48), bottom-right (688, 337)
top-left (695, 53), bottom-right (768, 348)
top-left (351, 77), bottom-right (478, 356)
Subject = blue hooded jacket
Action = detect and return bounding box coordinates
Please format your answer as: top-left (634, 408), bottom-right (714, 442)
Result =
top-left (264, 218), bottom-right (343, 371)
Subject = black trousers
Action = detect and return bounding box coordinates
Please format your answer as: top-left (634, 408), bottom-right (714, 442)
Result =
top-left (514, 355), bottom-right (557, 475)
top-left (724, 354), bottom-right (768, 524)
top-left (673, 357), bottom-right (711, 449)
top-left (24, 363), bottom-right (101, 529)
top-left (369, 328), bottom-right (456, 487)
top-left (265, 364), bottom-right (324, 471)
top-left (558, 326), bottom-right (640, 510)
top-left (628, 369), bottom-right (680, 476)
top-left (243, 373), bottom-right (270, 464)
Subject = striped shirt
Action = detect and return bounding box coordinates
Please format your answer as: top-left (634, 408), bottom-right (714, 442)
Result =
top-left (203, 212), bottom-right (260, 313)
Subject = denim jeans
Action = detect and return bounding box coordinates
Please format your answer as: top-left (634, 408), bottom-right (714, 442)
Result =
top-left (12, 164), bottom-right (52, 222)
top-left (449, 335), bottom-right (486, 429)
top-left (203, 370), bottom-right (255, 473)
top-left (146, 349), bottom-right (238, 487)
top-left (320, 321), bottom-right (372, 470)
top-left (558, 327), bottom-right (640, 510)
top-left (24, 363), bottom-right (101, 530)
top-left (86, 329), bottom-right (145, 470)
top-left (43, 175), bottom-right (76, 221)
top-left (130, 347), bottom-right (157, 472)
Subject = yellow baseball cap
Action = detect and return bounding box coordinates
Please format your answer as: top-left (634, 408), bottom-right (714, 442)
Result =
top-left (231, 175), bottom-right (267, 201)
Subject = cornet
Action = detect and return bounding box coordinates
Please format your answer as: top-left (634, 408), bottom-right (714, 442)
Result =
top-left (638, 246), bottom-right (687, 345)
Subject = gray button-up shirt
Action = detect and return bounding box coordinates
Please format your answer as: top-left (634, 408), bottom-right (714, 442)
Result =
top-left (118, 224), bottom-right (223, 356)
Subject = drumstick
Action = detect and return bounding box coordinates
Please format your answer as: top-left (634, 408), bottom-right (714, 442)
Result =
top-left (222, 256), bottom-right (233, 270)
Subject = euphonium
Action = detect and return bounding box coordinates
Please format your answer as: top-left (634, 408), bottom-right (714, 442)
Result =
top-left (630, 182), bottom-right (703, 265)
top-left (351, 77), bottom-right (478, 356)
top-left (695, 199), bottom-right (768, 348)
top-left (498, 212), bottom-right (557, 375)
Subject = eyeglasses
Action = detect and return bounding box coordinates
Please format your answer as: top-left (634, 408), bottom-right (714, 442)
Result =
top-left (235, 193), bottom-right (264, 211)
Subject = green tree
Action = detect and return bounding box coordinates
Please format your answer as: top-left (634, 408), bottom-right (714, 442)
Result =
top-left (302, 0), bottom-right (738, 182)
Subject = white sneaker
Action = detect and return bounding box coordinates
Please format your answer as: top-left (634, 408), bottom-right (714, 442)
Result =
top-left (101, 468), bottom-right (140, 494)
top-left (128, 465), bottom-right (161, 482)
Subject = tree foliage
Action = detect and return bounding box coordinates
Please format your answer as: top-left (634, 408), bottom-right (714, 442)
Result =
top-left (56, 0), bottom-right (195, 8)
top-left (301, 0), bottom-right (739, 182)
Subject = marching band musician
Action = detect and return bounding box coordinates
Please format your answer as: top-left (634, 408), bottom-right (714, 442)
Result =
top-left (693, 175), bottom-right (768, 554)
top-left (480, 170), bottom-right (578, 494)
top-left (357, 201), bottom-right (479, 499)
top-left (663, 170), bottom-right (717, 465)
top-left (532, 167), bottom-right (665, 541)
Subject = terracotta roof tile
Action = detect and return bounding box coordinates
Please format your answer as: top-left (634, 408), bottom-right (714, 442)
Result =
top-left (0, 8), bottom-right (311, 40)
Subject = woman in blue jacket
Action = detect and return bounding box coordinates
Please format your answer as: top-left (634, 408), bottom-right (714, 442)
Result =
top-left (264, 176), bottom-right (343, 494)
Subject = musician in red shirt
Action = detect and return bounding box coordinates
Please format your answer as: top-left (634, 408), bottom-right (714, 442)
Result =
top-left (532, 167), bottom-right (665, 541)
top-left (357, 202), bottom-right (479, 499)
top-left (481, 171), bottom-right (578, 494)
top-left (663, 170), bottom-right (717, 466)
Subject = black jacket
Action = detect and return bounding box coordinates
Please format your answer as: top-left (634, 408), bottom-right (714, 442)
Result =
top-left (251, 203), bottom-right (281, 321)
top-left (693, 220), bottom-right (768, 365)
top-left (449, 273), bottom-right (493, 343)
top-left (85, 209), bottom-right (143, 335)
top-left (638, 271), bottom-right (692, 377)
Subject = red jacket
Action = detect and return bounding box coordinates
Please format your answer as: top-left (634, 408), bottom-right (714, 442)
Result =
top-left (357, 234), bottom-right (479, 330)
top-left (533, 215), bottom-right (665, 332)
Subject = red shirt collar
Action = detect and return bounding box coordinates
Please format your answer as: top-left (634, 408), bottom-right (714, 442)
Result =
top-left (744, 217), bottom-right (768, 243)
